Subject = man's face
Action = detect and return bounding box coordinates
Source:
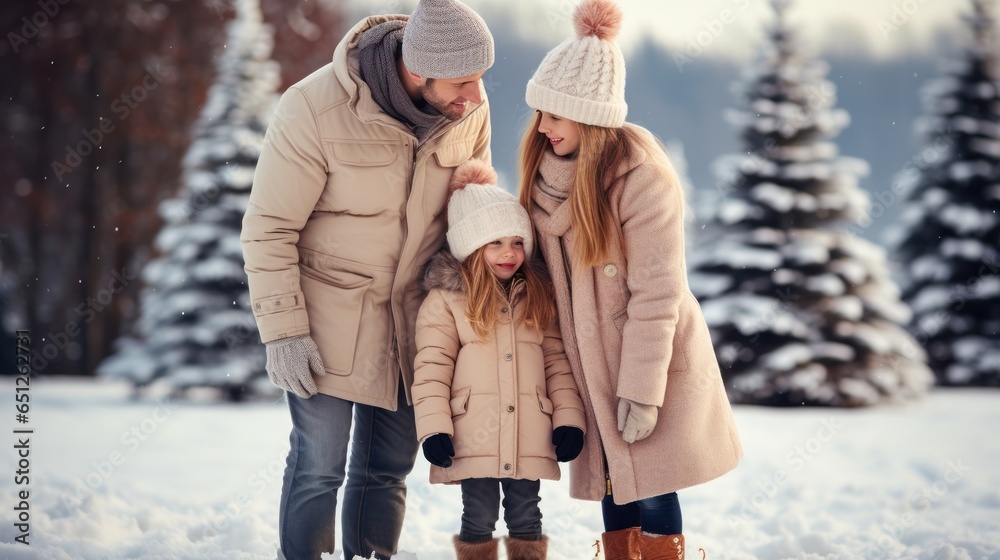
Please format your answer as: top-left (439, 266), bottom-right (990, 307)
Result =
top-left (417, 72), bottom-right (486, 121)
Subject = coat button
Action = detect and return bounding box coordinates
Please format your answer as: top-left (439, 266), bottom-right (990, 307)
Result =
top-left (604, 264), bottom-right (618, 277)
top-left (507, 405), bottom-right (514, 412)
top-left (504, 353), bottom-right (512, 361)
top-left (254, 303), bottom-right (261, 310)
top-left (501, 307), bottom-right (508, 313)
top-left (504, 463), bottom-right (511, 470)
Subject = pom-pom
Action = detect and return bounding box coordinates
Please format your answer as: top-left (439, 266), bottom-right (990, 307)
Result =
top-left (449, 159), bottom-right (498, 193)
top-left (573, 0), bottom-right (623, 41)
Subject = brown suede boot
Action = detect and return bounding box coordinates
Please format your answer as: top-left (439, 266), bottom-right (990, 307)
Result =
top-left (636, 533), bottom-right (705, 560)
top-left (454, 535), bottom-right (499, 560)
top-left (600, 527), bottom-right (641, 559)
top-left (503, 535), bottom-right (548, 560)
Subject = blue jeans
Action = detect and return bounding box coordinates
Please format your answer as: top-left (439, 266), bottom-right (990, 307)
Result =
top-left (278, 382), bottom-right (418, 560)
top-left (602, 492), bottom-right (682, 535)
top-left (459, 478), bottom-right (543, 542)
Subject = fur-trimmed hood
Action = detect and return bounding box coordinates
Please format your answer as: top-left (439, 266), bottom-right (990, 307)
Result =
top-left (421, 248), bottom-right (550, 294)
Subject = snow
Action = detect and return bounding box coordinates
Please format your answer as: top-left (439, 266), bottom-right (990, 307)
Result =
top-left (941, 238), bottom-right (986, 260)
top-left (939, 204), bottom-right (998, 236)
top-left (750, 182), bottom-right (795, 213)
top-left (2, 378), bottom-right (999, 559)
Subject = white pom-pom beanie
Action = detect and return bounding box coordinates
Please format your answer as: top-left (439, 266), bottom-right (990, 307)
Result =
top-left (525, 0), bottom-right (627, 128)
top-left (446, 160), bottom-right (534, 262)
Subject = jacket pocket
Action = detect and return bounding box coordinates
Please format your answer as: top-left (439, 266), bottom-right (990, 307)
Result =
top-left (321, 140), bottom-right (402, 217)
top-left (298, 256), bottom-right (374, 375)
top-left (611, 307), bottom-right (628, 336)
top-left (328, 141), bottom-right (397, 167)
top-left (535, 387), bottom-right (554, 416)
top-left (450, 387), bottom-right (472, 418)
top-left (433, 139), bottom-right (475, 167)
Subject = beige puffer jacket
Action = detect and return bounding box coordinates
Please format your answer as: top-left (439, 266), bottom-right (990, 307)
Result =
top-left (412, 251), bottom-right (587, 484)
top-left (241, 15), bottom-right (492, 410)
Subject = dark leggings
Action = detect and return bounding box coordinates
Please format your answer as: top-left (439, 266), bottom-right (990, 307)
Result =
top-left (602, 492), bottom-right (682, 535)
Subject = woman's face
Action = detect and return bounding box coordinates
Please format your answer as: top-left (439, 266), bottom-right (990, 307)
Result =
top-left (537, 111), bottom-right (580, 156)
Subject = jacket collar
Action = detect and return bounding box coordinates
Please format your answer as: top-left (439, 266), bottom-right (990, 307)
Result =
top-left (332, 16), bottom-right (486, 138)
top-left (421, 250), bottom-right (549, 299)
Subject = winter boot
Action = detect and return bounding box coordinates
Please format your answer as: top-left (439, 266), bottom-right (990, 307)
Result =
top-left (600, 527), bottom-right (641, 559)
top-left (454, 535), bottom-right (499, 560)
top-left (636, 533), bottom-right (705, 560)
top-left (503, 535), bottom-right (548, 560)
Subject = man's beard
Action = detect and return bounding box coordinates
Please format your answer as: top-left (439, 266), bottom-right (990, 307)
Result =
top-left (418, 83), bottom-right (467, 121)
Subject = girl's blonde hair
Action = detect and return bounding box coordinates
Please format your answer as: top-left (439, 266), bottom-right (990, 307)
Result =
top-left (518, 111), bottom-right (678, 268)
top-left (460, 246), bottom-right (556, 341)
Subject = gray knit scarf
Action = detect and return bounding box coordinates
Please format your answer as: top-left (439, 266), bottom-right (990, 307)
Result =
top-left (357, 21), bottom-right (449, 143)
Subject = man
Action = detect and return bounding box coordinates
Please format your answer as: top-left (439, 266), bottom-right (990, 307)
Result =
top-left (240, 1), bottom-right (493, 558)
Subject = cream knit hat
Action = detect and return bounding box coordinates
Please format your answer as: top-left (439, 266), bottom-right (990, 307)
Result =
top-left (525, 0), bottom-right (627, 128)
top-left (403, 0), bottom-right (495, 79)
top-left (446, 160), bottom-right (534, 261)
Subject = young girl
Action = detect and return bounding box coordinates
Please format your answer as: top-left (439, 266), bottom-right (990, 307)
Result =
top-left (519, 1), bottom-right (743, 558)
top-left (412, 159), bottom-right (587, 560)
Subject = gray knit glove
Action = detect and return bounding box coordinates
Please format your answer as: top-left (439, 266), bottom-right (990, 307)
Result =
top-left (264, 334), bottom-right (326, 398)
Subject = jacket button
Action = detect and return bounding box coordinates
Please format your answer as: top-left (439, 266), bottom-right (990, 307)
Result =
top-left (254, 303), bottom-right (261, 310)
top-left (504, 353), bottom-right (512, 361)
top-left (604, 264), bottom-right (618, 277)
top-left (504, 463), bottom-right (511, 470)
top-left (507, 405), bottom-right (514, 412)
top-left (501, 307), bottom-right (508, 313)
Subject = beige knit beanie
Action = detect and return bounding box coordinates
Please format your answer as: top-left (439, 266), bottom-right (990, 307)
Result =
top-left (525, 0), bottom-right (627, 128)
top-left (403, 0), bottom-right (495, 79)
top-left (446, 159), bottom-right (534, 262)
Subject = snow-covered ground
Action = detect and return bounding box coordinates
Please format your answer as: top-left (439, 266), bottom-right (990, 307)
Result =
top-left (1, 378), bottom-right (998, 560)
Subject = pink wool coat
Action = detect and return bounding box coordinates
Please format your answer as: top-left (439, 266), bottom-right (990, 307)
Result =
top-left (411, 252), bottom-right (587, 484)
top-left (528, 124), bottom-right (743, 504)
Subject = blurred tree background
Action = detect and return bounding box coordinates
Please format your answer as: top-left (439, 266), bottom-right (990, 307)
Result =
top-left (1, 0), bottom-right (995, 403)
top-left (0, 0), bottom-right (343, 380)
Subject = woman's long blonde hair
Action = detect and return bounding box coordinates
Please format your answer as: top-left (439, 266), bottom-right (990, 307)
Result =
top-left (518, 111), bottom-right (678, 268)
top-left (460, 246), bottom-right (556, 341)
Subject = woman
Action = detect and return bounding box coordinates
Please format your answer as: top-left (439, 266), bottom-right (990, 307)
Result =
top-left (517, 1), bottom-right (743, 558)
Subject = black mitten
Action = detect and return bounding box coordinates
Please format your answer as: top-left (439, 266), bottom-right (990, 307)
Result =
top-left (552, 426), bottom-right (584, 462)
top-left (421, 433), bottom-right (455, 468)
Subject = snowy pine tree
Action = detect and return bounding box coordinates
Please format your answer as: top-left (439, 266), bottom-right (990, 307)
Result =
top-left (688, 0), bottom-right (933, 406)
top-left (99, 0), bottom-right (280, 400)
top-left (890, 0), bottom-right (1000, 387)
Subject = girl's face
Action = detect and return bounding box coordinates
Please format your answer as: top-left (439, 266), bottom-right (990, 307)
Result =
top-left (537, 111), bottom-right (580, 156)
top-left (483, 236), bottom-right (525, 282)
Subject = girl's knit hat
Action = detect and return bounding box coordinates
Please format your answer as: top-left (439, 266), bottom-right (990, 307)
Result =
top-left (446, 159), bottom-right (534, 261)
top-left (525, 0), bottom-right (627, 128)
